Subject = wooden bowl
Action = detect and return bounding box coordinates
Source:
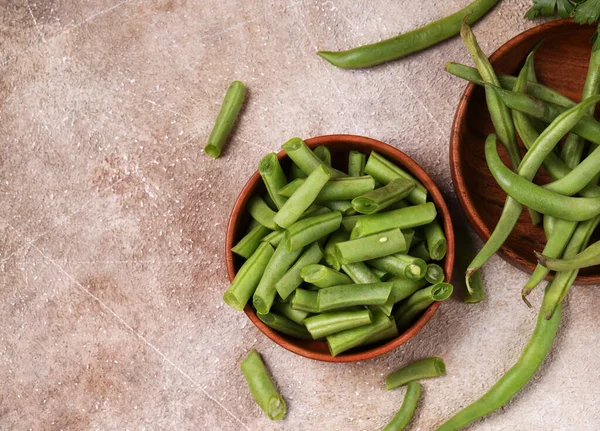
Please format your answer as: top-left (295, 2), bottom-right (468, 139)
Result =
top-left (226, 134), bottom-right (455, 362)
top-left (451, 19), bottom-right (600, 284)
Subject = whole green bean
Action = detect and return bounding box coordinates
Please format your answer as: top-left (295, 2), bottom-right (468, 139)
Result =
top-left (240, 349), bottom-right (286, 421)
top-left (409, 242), bottom-right (432, 263)
top-left (275, 242), bottom-right (323, 300)
top-left (204, 81), bottom-right (246, 158)
top-left (313, 145), bottom-right (332, 166)
top-left (282, 138), bottom-right (346, 178)
top-left (223, 242), bottom-right (275, 311)
top-left (279, 176), bottom-right (376, 201)
top-left (257, 312), bottom-right (313, 340)
top-left (321, 200), bottom-right (357, 216)
top-left (248, 195), bottom-right (278, 230)
top-left (394, 283), bottom-right (453, 330)
top-left (463, 270), bottom-right (485, 304)
top-left (327, 309), bottom-right (393, 356)
top-left (544, 144), bottom-right (600, 195)
top-left (435, 302), bottom-right (562, 430)
top-left (274, 164), bottom-right (331, 228)
top-left (261, 229), bottom-right (285, 247)
top-left (386, 357), bottom-right (446, 390)
top-left (323, 229), bottom-right (350, 270)
top-left (351, 203), bottom-right (437, 238)
top-left (383, 382), bottom-right (421, 431)
top-left (364, 151), bottom-right (427, 205)
top-left (232, 224), bottom-right (272, 259)
top-left (537, 238), bottom-right (600, 270)
top-left (285, 211), bottom-right (342, 251)
top-left (423, 219), bottom-right (447, 260)
top-left (389, 277), bottom-right (428, 304)
top-left (291, 288), bottom-right (320, 313)
top-left (304, 309), bottom-right (373, 339)
top-left (336, 229), bottom-right (408, 264)
top-left (272, 300), bottom-right (309, 325)
top-left (259, 153), bottom-right (288, 209)
top-left (301, 264), bottom-right (353, 288)
top-left (348, 150), bottom-right (366, 176)
top-left (369, 254), bottom-right (427, 280)
top-left (317, 282), bottom-right (393, 311)
top-left (317, 0), bottom-right (499, 69)
top-left (253, 241), bottom-right (304, 314)
top-left (425, 263), bottom-right (445, 284)
top-left (486, 135), bottom-right (600, 221)
top-left (352, 178), bottom-right (415, 214)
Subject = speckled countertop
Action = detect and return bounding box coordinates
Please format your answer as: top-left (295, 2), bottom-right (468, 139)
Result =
top-left (1, 1), bottom-right (598, 430)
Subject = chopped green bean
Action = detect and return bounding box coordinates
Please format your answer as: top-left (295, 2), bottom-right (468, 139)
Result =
top-left (279, 176), bottom-right (376, 201)
top-left (386, 357), bottom-right (446, 390)
top-left (389, 277), bottom-right (428, 304)
top-left (341, 261), bottom-right (381, 284)
top-left (364, 317), bottom-right (399, 344)
top-left (204, 81), bottom-right (246, 158)
top-left (248, 195), bottom-right (278, 230)
top-left (369, 254), bottom-right (427, 280)
top-left (370, 267), bottom-right (390, 280)
top-left (272, 300), bottom-right (310, 325)
top-left (275, 242), bottom-right (323, 300)
top-left (259, 153), bottom-right (288, 209)
top-left (313, 145), bottom-right (332, 166)
top-left (352, 178), bottom-right (415, 214)
top-left (336, 229), bottom-right (408, 264)
top-left (351, 203), bottom-right (437, 238)
top-left (257, 312), bottom-right (313, 339)
top-left (324, 229), bottom-right (350, 270)
top-left (223, 242), bottom-right (275, 311)
top-left (327, 309), bottom-right (393, 356)
top-left (425, 263), bottom-right (445, 284)
top-left (341, 215), bottom-right (363, 232)
top-left (232, 224), bottom-right (272, 259)
top-left (317, 282), bottom-right (393, 311)
top-left (348, 150), bottom-right (366, 176)
top-left (423, 220), bottom-right (447, 260)
top-left (409, 242), bottom-right (432, 263)
top-left (240, 349), bottom-right (286, 421)
top-left (282, 138), bottom-right (346, 178)
top-left (322, 200), bottom-right (356, 216)
top-left (291, 288), bottom-right (320, 313)
top-left (403, 229), bottom-right (415, 251)
top-left (285, 211), bottom-right (343, 251)
top-left (261, 229), bottom-right (285, 247)
top-left (304, 309), bottom-right (373, 339)
top-left (394, 283), bottom-right (453, 330)
top-left (289, 162), bottom-right (307, 180)
top-left (300, 264), bottom-right (353, 288)
top-left (382, 381), bottom-right (421, 431)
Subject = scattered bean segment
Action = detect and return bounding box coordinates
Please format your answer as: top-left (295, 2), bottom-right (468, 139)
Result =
top-left (204, 81), bottom-right (246, 158)
top-left (224, 139), bottom-right (452, 357)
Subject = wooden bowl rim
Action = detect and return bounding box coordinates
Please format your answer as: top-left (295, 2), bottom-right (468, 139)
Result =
top-left (450, 18), bottom-right (599, 285)
top-left (225, 134), bottom-right (455, 362)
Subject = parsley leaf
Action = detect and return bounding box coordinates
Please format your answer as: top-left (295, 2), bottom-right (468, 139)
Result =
top-left (525, 0), bottom-right (575, 18)
top-left (573, 0), bottom-right (600, 23)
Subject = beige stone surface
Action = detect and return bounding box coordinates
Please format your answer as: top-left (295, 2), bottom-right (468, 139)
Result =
top-left (1, 0), bottom-right (598, 430)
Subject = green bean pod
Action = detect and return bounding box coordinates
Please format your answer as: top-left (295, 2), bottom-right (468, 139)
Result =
top-left (351, 203), bottom-right (437, 238)
top-left (364, 152), bottom-right (427, 204)
top-left (352, 178), bottom-right (415, 214)
top-left (536, 238), bottom-right (600, 270)
top-left (369, 254), bottom-right (427, 280)
top-left (232, 224), bottom-right (272, 259)
top-left (327, 309), bottom-right (393, 356)
top-left (285, 211), bottom-right (343, 251)
top-left (317, 0), bottom-right (499, 69)
top-left (304, 309), bottom-right (373, 339)
top-left (240, 349), bottom-right (286, 421)
top-left (300, 264), bottom-right (353, 288)
top-left (257, 312), bottom-right (313, 340)
top-left (386, 357), bottom-right (446, 390)
top-left (348, 150), bottom-right (366, 176)
top-left (259, 153), bottom-right (288, 209)
top-left (282, 138), bottom-right (346, 178)
top-left (544, 145), bottom-right (600, 195)
top-left (317, 282), bottom-right (393, 311)
top-left (275, 242), bottom-right (323, 300)
top-left (223, 242), bottom-right (275, 311)
top-left (382, 381), bottom-right (421, 431)
top-left (394, 283), bottom-right (453, 330)
top-left (248, 195), bottom-right (278, 230)
top-left (204, 81), bottom-right (246, 158)
top-left (336, 229), bottom-right (408, 264)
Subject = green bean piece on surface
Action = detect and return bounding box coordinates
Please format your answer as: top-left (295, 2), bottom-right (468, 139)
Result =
top-left (537, 238), bottom-right (600, 271)
top-left (257, 312), bottom-right (313, 340)
top-left (300, 264), bottom-right (353, 288)
top-left (240, 349), bottom-right (286, 421)
top-left (327, 309), bottom-right (393, 356)
top-left (232, 224), bottom-right (272, 259)
top-left (435, 302), bottom-right (562, 430)
top-left (285, 211), bottom-right (343, 251)
top-left (425, 263), bottom-right (445, 284)
top-left (271, 301), bottom-right (310, 325)
top-left (282, 138), bottom-right (346, 178)
top-left (423, 219), bottom-right (447, 260)
top-left (348, 150), bottom-right (366, 176)
top-left (369, 254), bottom-right (427, 281)
top-left (304, 309), bottom-right (373, 339)
top-left (273, 164), bottom-right (331, 228)
top-left (317, 0), bottom-right (499, 69)
top-left (382, 382), bottom-right (422, 431)
top-left (324, 229), bottom-right (350, 270)
top-left (386, 357), bottom-right (446, 390)
top-left (248, 195), bottom-right (278, 230)
top-left (317, 282), bottom-right (393, 312)
top-left (259, 153), bottom-right (288, 210)
top-left (204, 81), bottom-right (246, 158)
top-left (223, 242), bottom-right (275, 311)
top-left (336, 229), bottom-right (408, 264)
top-left (275, 242), bottom-right (323, 300)
top-left (394, 283), bottom-right (453, 330)
top-left (291, 288), bottom-right (320, 313)
top-left (364, 151), bottom-right (427, 204)
top-left (313, 145), bottom-right (332, 166)
top-left (351, 203), bottom-right (437, 238)
top-left (253, 241), bottom-right (304, 314)
top-left (352, 178), bottom-right (415, 214)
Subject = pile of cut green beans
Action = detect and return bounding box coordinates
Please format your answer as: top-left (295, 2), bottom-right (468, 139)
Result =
top-left (224, 137), bottom-right (452, 357)
top-left (434, 21), bottom-right (600, 430)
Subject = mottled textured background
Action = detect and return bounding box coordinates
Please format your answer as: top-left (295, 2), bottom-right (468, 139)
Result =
top-left (1, 0), bottom-right (598, 430)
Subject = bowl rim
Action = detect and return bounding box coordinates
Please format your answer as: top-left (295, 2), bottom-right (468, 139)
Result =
top-left (226, 134), bottom-right (455, 362)
top-left (449, 18), bottom-right (600, 285)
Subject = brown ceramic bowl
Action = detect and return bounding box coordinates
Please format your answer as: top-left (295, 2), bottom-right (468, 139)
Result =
top-left (451, 19), bottom-right (600, 284)
top-left (226, 134), bottom-right (455, 362)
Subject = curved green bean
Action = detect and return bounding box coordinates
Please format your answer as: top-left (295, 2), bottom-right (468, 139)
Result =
top-left (364, 152), bottom-right (427, 204)
top-left (285, 211), bottom-right (342, 251)
top-left (386, 357), bottom-right (446, 390)
top-left (537, 238), bottom-right (600, 271)
top-left (223, 242), bottom-right (275, 311)
top-left (248, 195), bottom-right (278, 230)
top-left (369, 254), bottom-right (427, 280)
top-left (282, 138), bottom-right (346, 178)
top-left (383, 382), bottom-right (421, 431)
top-left (351, 203), bottom-right (437, 238)
top-left (301, 264), bottom-right (353, 288)
top-left (275, 242), bottom-right (323, 300)
top-left (205, 81), bottom-right (246, 158)
top-left (232, 224), bottom-right (272, 259)
top-left (336, 229), bottom-right (407, 264)
top-left (240, 349), bottom-right (286, 421)
top-left (435, 302), bottom-right (562, 430)
top-left (257, 312), bottom-right (313, 340)
top-left (394, 283), bottom-right (453, 330)
top-left (304, 309), bottom-right (373, 339)
top-left (544, 144), bottom-right (600, 195)
top-left (317, 0), bottom-right (499, 69)
top-left (348, 150), bottom-right (366, 176)
top-left (352, 178), bottom-right (415, 214)
top-left (317, 282), bottom-right (392, 311)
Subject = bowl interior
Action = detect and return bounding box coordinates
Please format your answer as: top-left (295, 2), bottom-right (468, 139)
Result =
top-left (226, 134), bottom-right (454, 362)
top-left (451, 19), bottom-right (600, 284)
